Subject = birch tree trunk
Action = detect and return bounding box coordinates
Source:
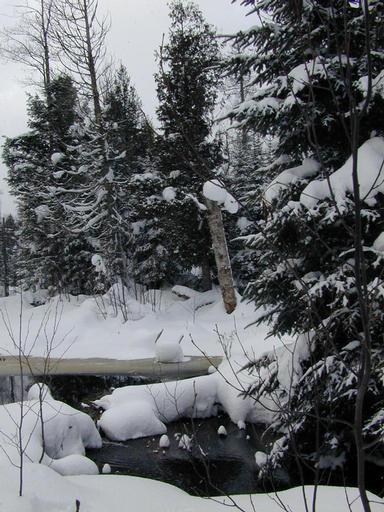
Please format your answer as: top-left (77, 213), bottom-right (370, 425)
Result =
top-left (205, 199), bottom-right (237, 314)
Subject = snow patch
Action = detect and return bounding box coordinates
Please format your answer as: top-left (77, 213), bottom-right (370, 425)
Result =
top-left (301, 137), bottom-right (384, 208)
top-left (264, 158), bottom-right (321, 204)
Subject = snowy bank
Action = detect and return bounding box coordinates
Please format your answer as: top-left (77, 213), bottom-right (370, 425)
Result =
top-left (0, 287), bottom-right (286, 362)
top-left (0, 390), bottom-right (101, 477)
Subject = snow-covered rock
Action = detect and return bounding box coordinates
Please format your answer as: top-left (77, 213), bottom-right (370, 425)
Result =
top-left (97, 401), bottom-right (167, 441)
top-left (102, 463), bottom-right (112, 474)
top-left (0, 397), bottom-right (101, 477)
top-left (217, 425), bottom-right (227, 436)
top-left (159, 434), bottom-right (170, 449)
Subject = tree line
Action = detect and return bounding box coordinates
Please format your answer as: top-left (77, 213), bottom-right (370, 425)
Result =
top-left (1, 0), bottom-right (384, 508)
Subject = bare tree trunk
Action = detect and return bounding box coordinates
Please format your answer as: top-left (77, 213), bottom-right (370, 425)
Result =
top-left (1, 219), bottom-right (9, 297)
top-left (200, 256), bottom-right (212, 292)
top-left (82, 0), bottom-right (102, 127)
top-left (205, 199), bottom-right (237, 314)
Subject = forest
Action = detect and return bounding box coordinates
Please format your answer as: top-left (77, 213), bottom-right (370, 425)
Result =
top-left (0, 0), bottom-right (383, 511)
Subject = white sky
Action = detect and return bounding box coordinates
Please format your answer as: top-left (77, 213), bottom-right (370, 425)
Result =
top-left (0, 0), bottom-right (254, 215)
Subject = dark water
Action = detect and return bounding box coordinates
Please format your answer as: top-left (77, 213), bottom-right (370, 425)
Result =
top-left (39, 374), bottom-right (288, 496)
top-left (87, 415), bottom-right (289, 496)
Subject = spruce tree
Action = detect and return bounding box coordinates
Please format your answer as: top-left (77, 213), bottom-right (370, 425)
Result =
top-left (227, 0), bottom-right (384, 485)
top-left (155, 0), bottom-right (221, 288)
top-left (3, 75), bottom-right (94, 294)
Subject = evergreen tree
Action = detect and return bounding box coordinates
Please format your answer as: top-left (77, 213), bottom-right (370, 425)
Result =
top-left (227, 0), bottom-right (384, 486)
top-left (3, 75), bottom-right (94, 294)
top-left (0, 215), bottom-right (19, 296)
top-left (155, 0), bottom-right (221, 288)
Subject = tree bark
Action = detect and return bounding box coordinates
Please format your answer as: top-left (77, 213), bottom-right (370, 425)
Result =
top-left (200, 255), bottom-right (212, 292)
top-left (205, 199), bottom-right (237, 314)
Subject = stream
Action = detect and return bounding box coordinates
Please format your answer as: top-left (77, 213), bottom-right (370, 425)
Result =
top-left (0, 374), bottom-right (289, 497)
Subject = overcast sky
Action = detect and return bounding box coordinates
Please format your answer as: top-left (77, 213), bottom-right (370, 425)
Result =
top-left (0, 0), bottom-right (254, 215)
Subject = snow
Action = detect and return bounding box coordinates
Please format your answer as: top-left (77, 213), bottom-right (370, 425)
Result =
top-left (0, 287), bottom-right (285, 362)
top-left (159, 434), bottom-right (170, 448)
top-left (49, 454), bottom-right (99, 476)
top-left (288, 59), bottom-right (326, 94)
top-left (51, 152), bottom-right (65, 165)
top-left (91, 253), bottom-right (106, 273)
top-left (97, 400), bottom-right (167, 441)
top-left (34, 204), bottom-right (50, 222)
top-left (236, 216), bottom-right (253, 233)
top-left (264, 158), bottom-right (321, 203)
top-left (27, 382), bottom-right (53, 401)
top-left (217, 425), bottom-right (227, 436)
top-left (0, 391), bottom-right (101, 479)
top-left (203, 179), bottom-right (228, 203)
top-left (155, 338), bottom-right (184, 363)
top-left (224, 193), bottom-right (239, 214)
top-left (202, 179), bottom-right (239, 214)
top-left (373, 232), bottom-right (384, 252)
top-left (102, 463), bottom-right (112, 474)
top-left (162, 186), bottom-right (176, 202)
top-left (0, 462), bottom-right (381, 512)
top-left (255, 451), bottom-right (268, 467)
top-left (178, 433), bottom-right (192, 451)
top-left (301, 137), bottom-right (384, 208)
top-left (94, 345), bottom-right (309, 441)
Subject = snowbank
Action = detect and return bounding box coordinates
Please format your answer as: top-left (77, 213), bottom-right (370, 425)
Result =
top-left (0, 462), bottom-right (381, 512)
top-left (0, 392), bottom-right (101, 476)
top-left (0, 287), bottom-right (284, 362)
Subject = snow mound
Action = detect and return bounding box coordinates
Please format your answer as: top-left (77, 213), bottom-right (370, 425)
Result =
top-left (156, 338), bottom-right (184, 363)
top-left (159, 434), bottom-right (170, 449)
top-left (0, 397), bottom-right (101, 477)
top-left (102, 463), bottom-right (112, 474)
top-left (97, 401), bottom-right (167, 441)
top-left (301, 137), bottom-right (384, 208)
top-left (50, 454), bottom-right (99, 476)
top-left (28, 383), bottom-right (53, 401)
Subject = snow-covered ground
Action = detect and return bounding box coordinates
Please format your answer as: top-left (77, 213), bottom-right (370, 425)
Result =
top-left (0, 462), bottom-right (382, 512)
top-left (0, 288), bottom-right (382, 511)
top-left (0, 286), bottom-right (286, 361)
